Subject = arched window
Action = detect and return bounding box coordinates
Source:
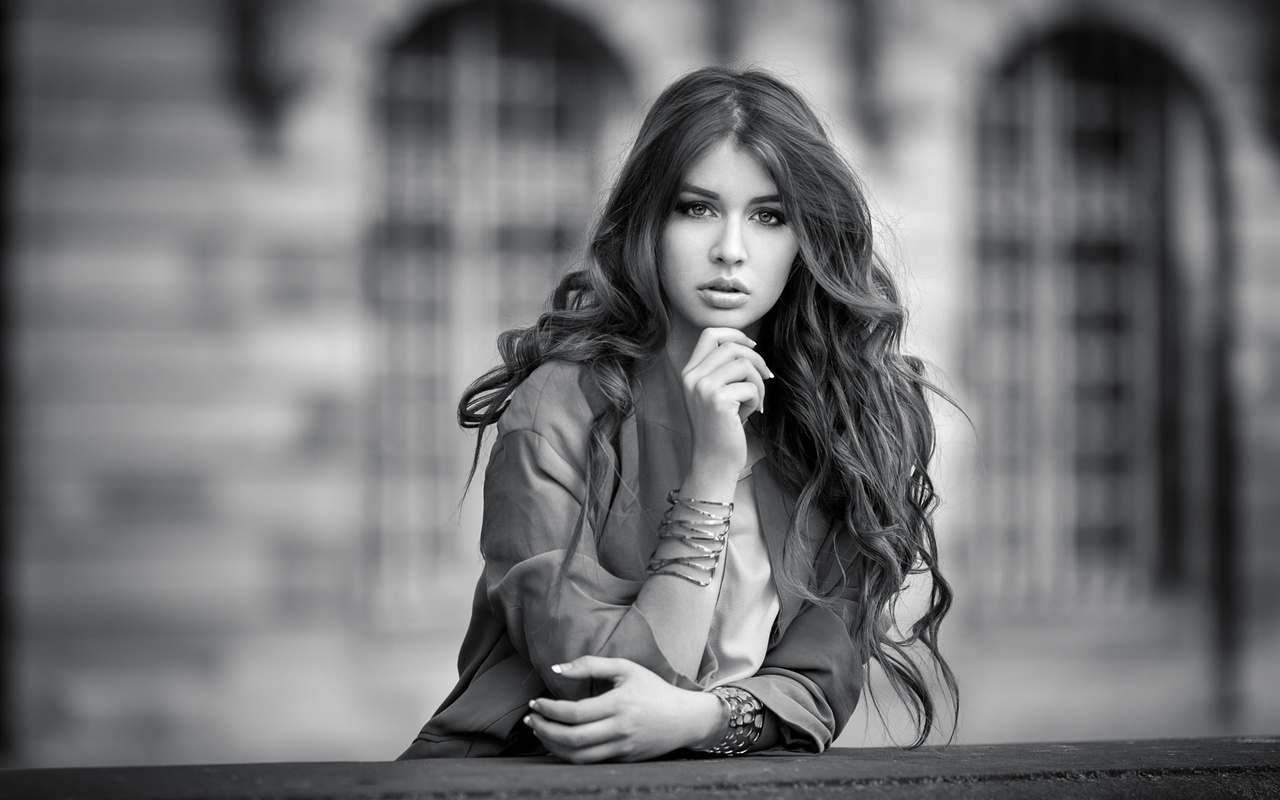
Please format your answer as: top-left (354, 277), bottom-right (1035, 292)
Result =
top-left (365, 1), bottom-right (628, 622)
top-left (969, 25), bottom-right (1225, 611)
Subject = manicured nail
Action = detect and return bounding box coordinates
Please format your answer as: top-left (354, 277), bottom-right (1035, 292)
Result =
top-left (528, 699), bottom-right (538, 710)
top-left (523, 715), bottom-right (532, 726)
top-left (746, 338), bottom-right (757, 347)
top-left (551, 663), bottom-right (564, 674)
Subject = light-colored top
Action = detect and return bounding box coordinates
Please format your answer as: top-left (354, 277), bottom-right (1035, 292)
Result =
top-left (705, 443), bottom-right (781, 687)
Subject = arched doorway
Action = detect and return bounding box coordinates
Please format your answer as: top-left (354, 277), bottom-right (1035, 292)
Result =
top-left (364, 1), bottom-right (630, 623)
top-left (968, 24), bottom-right (1227, 615)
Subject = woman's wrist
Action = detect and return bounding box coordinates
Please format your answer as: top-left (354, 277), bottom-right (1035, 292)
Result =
top-left (649, 489), bottom-right (732, 586)
top-left (680, 463), bottom-right (739, 504)
top-left (691, 686), bottom-right (767, 755)
top-left (687, 688), bottom-right (731, 750)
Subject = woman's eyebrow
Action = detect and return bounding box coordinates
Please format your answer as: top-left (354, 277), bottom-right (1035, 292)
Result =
top-left (679, 183), bottom-right (782, 205)
top-left (679, 183), bottom-right (719, 200)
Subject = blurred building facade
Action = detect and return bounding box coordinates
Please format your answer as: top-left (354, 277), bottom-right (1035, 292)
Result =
top-left (3, 0), bottom-right (1278, 766)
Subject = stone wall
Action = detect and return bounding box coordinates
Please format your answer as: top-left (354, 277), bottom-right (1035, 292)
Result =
top-left (10, 0), bottom-right (373, 764)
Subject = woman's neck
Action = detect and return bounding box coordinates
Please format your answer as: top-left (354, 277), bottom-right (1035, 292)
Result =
top-left (663, 324), bottom-right (699, 375)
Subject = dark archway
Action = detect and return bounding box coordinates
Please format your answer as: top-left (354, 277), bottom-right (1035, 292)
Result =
top-left (968, 23), bottom-right (1231, 609)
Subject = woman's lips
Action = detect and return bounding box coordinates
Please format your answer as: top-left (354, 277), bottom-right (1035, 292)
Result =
top-left (699, 277), bottom-right (749, 293)
top-left (698, 287), bottom-right (751, 309)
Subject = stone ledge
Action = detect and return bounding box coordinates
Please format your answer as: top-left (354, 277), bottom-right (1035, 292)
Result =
top-left (2, 737), bottom-right (1277, 799)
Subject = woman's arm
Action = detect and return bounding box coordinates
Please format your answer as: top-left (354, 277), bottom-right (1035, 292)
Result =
top-left (484, 329), bottom-right (769, 692)
top-left (524, 599), bottom-right (861, 761)
top-left (481, 426), bottom-right (717, 689)
top-left (729, 600), bottom-right (864, 752)
top-left (635, 327), bottom-right (771, 670)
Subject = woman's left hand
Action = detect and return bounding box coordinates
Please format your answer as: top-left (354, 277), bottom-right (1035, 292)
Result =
top-left (524, 656), bottom-right (725, 763)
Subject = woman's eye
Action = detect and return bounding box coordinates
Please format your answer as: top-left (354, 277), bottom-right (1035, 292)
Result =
top-left (754, 208), bottom-right (786, 226)
top-left (679, 201), bottom-right (712, 218)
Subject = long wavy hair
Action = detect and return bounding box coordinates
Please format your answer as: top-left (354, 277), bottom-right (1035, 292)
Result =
top-left (459, 66), bottom-right (957, 748)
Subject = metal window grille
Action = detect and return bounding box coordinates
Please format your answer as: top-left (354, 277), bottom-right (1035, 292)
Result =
top-left (365, 2), bottom-right (626, 624)
top-left (970, 28), bottom-right (1211, 612)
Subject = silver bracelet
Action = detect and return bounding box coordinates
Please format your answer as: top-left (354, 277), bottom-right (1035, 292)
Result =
top-left (692, 685), bottom-right (765, 756)
top-left (667, 490), bottom-right (734, 516)
top-left (647, 490), bottom-right (732, 585)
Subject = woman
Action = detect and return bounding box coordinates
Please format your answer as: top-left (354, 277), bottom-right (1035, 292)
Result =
top-left (399, 66), bottom-right (956, 762)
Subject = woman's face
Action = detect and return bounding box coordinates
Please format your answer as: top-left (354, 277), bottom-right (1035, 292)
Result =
top-left (659, 138), bottom-right (799, 354)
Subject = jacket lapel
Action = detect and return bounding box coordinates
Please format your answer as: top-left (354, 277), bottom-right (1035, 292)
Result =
top-left (633, 353), bottom-right (692, 524)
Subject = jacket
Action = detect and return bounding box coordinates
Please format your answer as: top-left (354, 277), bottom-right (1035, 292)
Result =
top-left (399, 353), bottom-right (863, 758)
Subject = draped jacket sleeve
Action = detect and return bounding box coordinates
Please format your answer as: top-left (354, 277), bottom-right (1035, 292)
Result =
top-left (478, 361), bottom-right (702, 696)
top-left (400, 359), bottom-right (863, 757)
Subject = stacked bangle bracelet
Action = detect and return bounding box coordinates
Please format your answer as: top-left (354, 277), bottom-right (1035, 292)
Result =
top-left (646, 490), bottom-right (733, 586)
top-left (692, 685), bottom-right (766, 755)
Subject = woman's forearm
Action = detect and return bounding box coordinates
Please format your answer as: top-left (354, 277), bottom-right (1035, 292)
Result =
top-left (631, 462), bottom-right (738, 676)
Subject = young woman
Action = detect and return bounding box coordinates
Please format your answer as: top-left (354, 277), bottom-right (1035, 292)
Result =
top-left (398, 66), bottom-right (956, 762)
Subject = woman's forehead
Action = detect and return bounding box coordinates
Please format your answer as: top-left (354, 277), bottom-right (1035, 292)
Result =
top-left (681, 139), bottom-right (780, 199)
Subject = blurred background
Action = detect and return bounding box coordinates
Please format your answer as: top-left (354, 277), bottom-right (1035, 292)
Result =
top-left (2, 0), bottom-right (1278, 768)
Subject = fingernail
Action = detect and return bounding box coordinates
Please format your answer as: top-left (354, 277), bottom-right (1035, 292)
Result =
top-left (523, 715), bottom-right (532, 726)
top-left (551, 663), bottom-right (564, 674)
top-left (746, 338), bottom-right (757, 347)
top-left (528, 699), bottom-right (538, 710)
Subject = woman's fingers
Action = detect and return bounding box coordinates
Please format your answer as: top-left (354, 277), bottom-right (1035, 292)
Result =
top-left (534, 732), bottom-right (627, 764)
top-left (530, 694), bottom-right (613, 725)
top-left (686, 345), bottom-right (769, 414)
top-left (684, 339), bottom-right (772, 384)
top-left (686, 327), bottom-right (757, 369)
top-left (550, 655), bottom-right (638, 683)
top-left (694, 359), bottom-right (766, 418)
top-left (721, 382), bottom-right (763, 423)
top-left (524, 712), bottom-right (623, 760)
top-left (527, 659), bottom-right (716, 763)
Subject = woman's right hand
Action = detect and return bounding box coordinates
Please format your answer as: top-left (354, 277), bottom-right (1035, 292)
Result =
top-left (679, 327), bottom-right (773, 476)
top-left (525, 656), bottom-right (726, 763)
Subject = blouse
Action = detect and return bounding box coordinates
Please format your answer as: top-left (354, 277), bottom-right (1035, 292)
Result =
top-left (704, 440), bottom-right (781, 687)
top-left (398, 353), bottom-right (864, 758)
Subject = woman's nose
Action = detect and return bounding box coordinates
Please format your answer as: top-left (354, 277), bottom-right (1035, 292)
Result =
top-left (709, 220), bottom-right (747, 266)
